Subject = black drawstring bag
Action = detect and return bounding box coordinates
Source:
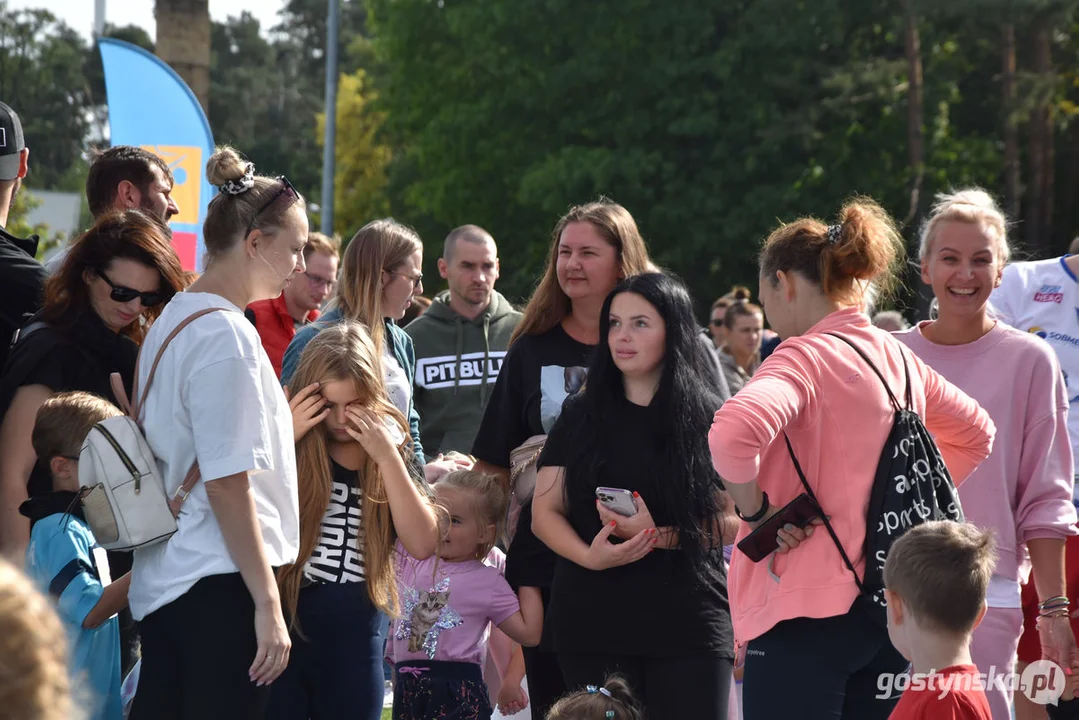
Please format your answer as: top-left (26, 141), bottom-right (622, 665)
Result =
top-left (784, 333), bottom-right (965, 629)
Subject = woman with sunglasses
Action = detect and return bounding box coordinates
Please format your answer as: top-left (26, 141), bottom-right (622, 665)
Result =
top-left (282, 219), bottom-right (466, 483)
top-left (0, 208), bottom-right (185, 675)
top-left (127, 147), bottom-right (307, 720)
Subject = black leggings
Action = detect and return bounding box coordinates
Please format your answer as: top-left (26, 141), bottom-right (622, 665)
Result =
top-left (130, 573), bottom-right (269, 720)
top-left (522, 645), bottom-right (566, 720)
top-left (741, 608), bottom-right (908, 719)
top-left (558, 651), bottom-right (732, 718)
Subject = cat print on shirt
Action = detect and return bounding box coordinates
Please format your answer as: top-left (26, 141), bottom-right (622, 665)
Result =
top-left (409, 588), bottom-right (450, 652)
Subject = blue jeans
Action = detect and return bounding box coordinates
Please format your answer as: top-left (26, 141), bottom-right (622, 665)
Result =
top-left (268, 582), bottom-right (387, 720)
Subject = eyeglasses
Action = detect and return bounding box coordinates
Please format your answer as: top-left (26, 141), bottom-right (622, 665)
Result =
top-left (303, 271), bottom-right (337, 290)
top-left (96, 269), bottom-right (166, 307)
top-left (385, 269), bottom-right (423, 290)
top-left (246, 176), bottom-right (300, 236)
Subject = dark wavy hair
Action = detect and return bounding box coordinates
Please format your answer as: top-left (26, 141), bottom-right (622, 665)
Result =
top-left (562, 272), bottom-right (726, 579)
top-left (43, 209), bottom-right (185, 344)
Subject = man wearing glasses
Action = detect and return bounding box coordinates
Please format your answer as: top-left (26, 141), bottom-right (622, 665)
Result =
top-left (245, 231), bottom-right (340, 378)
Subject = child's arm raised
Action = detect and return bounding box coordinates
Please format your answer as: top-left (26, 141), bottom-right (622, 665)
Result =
top-left (346, 406), bottom-right (440, 559)
top-left (497, 586), bottom-right (544, 647)
top-left (82, 572), bottom-right (131, 629)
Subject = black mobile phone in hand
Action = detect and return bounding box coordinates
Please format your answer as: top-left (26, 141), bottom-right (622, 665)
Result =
top-left (736, 493), bottom-right (823, 563)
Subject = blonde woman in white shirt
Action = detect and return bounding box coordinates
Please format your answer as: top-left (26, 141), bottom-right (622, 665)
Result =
top-left (129, 147), bottom-right (307, 720)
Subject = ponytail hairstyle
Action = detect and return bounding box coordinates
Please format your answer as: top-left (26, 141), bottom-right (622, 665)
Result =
top-left (511, 198), bottom-right (653, 344)
top-left (434, 470), bottom-right (507, 560)
top-left (546, 674), bottom-right (644, 720)
top-left (759, 197), bottom-right (905, 307)
top-left (918, 188), bottom-right (1010, 263)
top-left (278, 321), bottom-right (418, 624)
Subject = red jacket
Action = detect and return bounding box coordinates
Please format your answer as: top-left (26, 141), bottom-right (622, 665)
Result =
top-left (245, 294), bottom-right (319, 378)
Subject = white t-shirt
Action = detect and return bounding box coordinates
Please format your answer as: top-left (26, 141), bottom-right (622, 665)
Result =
top-left (129, 292), bottom-right (300, 620)
top-left (383, 343), bottom-right (412, 419)
top-left (991, 256), bottom-right (1079, 472)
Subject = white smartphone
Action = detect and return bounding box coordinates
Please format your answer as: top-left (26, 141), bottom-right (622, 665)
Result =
top-left (595, 486), bottom-right (638, 517)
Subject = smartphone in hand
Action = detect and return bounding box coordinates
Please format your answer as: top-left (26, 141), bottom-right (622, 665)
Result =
top-left (736, 493), bottom-right (822, 562)
top-left (595, 487), bottom-right (638, 517)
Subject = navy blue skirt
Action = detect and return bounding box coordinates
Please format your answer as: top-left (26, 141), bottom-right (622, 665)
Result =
top-left (392, 660), bottom-right (491, 720)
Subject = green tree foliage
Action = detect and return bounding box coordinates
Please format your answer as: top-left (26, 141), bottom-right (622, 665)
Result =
top-left (317, 69), bottom-right (390, 236)
top-left (0, 2), bottom-right (90, 189)
top-left (366, 0), bottom-right (1079, 309)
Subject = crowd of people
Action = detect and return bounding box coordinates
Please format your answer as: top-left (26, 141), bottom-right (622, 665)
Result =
top-left (2, 97), bottom-right (1079, 720)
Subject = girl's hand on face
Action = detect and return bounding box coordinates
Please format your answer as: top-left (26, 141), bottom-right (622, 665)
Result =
top-left (583, 522), bottom-right (656, 571)
top-left (345, 406), bottom-right (403, 467)
top-left (284, 383), bottom-right (329, 443)
top-left (596, 492), bottom-right (655, 541)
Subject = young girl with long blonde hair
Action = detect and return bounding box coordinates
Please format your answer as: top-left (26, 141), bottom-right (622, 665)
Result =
top-left (270, 321), bottom-right (441, 720)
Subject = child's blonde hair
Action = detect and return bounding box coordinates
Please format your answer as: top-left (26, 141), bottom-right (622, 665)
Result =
top-left (546, 675), bottom-right (643, 720)
top-left (0, 557), bottom-right (76, 720)
top-left (31, 391), bottom-right (122, 465)
top-left (434, 469), bottom-right (506, 560)
top-left (883, 521), bottom-right (997, 634)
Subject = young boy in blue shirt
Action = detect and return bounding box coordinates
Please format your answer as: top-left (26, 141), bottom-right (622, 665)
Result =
top-left (19, 391), bottom-right (131, 720)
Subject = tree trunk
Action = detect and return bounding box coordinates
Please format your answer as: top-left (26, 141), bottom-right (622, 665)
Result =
top-left (154, 0), bottom-right (211, 117)
top-left (1002, 23), bottom-right (1020, 221)
top-left (901, 0), bottom-right (924, 230)
top-left (1026, 12), bottom-right (1053, 257)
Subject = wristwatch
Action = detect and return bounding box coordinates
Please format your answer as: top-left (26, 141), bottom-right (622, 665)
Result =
top-left (736, 492), bottom-right (770, 523)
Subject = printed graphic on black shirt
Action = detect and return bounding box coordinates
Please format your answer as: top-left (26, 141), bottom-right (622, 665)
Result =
top-left (539, 365), bottom-right (587, 432)
top-left (304, 469), bottom-right (365, 583)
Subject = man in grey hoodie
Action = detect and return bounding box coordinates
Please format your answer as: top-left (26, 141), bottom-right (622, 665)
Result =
top-left (405, 225), bottom-right (522, 460)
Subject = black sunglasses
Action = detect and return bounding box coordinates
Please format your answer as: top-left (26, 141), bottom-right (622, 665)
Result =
top-left (246, 176), bottom-right (300, 236)
top-left (96, 269), bottom-right (166, 307)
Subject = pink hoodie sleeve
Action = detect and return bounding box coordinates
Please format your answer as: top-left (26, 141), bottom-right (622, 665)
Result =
top-left (709, 344), bottom-right (816, 483)
top-left (1015, 349), bottom-right (1078, 542)
top-left (915, 355), bottom-right (996, 485)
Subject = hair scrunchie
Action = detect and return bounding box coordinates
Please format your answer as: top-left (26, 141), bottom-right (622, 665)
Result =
top-left (826, 223), bottom-right (842, 246)
top-left (219, 162), bottom-right (256, 196)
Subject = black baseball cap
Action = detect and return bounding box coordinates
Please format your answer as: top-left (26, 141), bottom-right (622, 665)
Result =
top-left (0, 102), bottom-right (25, 181)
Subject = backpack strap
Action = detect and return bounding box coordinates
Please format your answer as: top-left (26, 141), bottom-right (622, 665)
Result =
top-left (783, 433), bottom-right (868, 596)
top-left (109, 307), bottom-right (230, 516)
top-left (825, 332), bottom-right (909, 412)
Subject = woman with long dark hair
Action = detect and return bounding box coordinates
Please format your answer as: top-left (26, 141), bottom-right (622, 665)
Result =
top-left (470, 199), bottom-right (655, 717)
top-left (531, 271), bottom-right (736, 717)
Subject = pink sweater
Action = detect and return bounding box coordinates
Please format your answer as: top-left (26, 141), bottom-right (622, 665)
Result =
top-left (709, 308), bottom-right (995, 643)
top-left (896, 322), bottom-right (1078, 585)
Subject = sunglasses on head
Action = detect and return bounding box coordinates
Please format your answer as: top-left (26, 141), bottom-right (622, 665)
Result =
top-left (96, 269), bottom-right (166, 307)
top-left (246, 176), bottom-right (300, 236)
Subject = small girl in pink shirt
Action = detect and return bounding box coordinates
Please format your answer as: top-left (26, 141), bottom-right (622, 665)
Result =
top-left (389, 470), bottom-right (543, 720)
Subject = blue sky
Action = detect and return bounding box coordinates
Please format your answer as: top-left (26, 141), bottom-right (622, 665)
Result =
top-left (9, 0), bottom-right (286, 41)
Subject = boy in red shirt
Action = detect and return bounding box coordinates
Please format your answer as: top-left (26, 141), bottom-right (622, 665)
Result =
top-left (884, 521), bottom-right (994, 720)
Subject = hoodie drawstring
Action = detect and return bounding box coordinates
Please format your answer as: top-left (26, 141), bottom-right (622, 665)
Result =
top-left (481, 314), bottom-right (492, 406)
top-left (452, 316), bottom-right (464, 396)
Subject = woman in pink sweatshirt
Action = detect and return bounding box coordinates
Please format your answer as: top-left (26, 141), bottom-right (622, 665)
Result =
top-left (709, 197), bottom-right (995, 719)
top-left (895, 188), bottom-right (1078, 720)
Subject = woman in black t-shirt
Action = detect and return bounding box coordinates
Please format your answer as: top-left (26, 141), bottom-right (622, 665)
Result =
top-left (532, 272), bottom-right (736, 718)
top-left (471, 199), bottom-right (654, 718)
top-left (273, 321), bottom-right (440, 720)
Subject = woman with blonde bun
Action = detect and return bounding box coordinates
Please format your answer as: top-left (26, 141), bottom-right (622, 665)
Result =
top-left (129, 146), bottom-right (305, 720)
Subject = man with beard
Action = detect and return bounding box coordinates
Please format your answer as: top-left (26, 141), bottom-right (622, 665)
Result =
top-left (0, 101), bottom-right (43, 373)
top-left (406, 225), bottom-right (522, 459)
top-left (44, 146), bottom-right (179, 274)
